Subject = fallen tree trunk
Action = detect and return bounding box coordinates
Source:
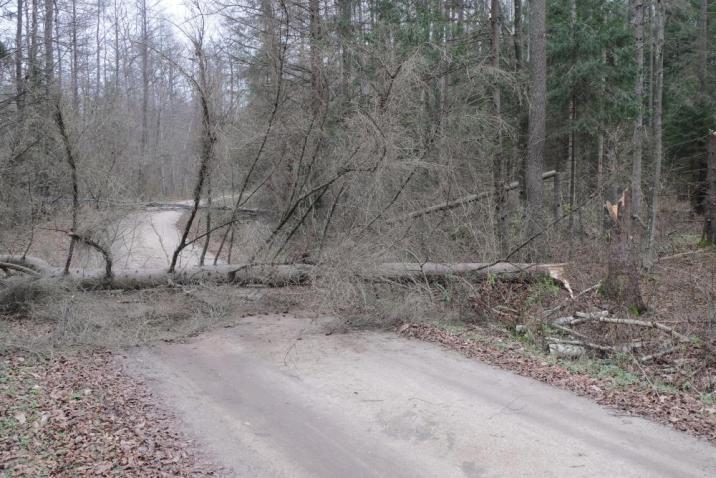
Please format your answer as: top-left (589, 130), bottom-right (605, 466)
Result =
top-left (388, 170), bottom-right (556, 224)
top-left (0, 256), bottom-right (567, 291)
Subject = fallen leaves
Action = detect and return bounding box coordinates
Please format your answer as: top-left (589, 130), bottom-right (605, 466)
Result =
top-left (1, 352), bottom-right (219, 477)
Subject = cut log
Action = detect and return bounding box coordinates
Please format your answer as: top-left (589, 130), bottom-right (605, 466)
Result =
top-left (388, 170), bottom-right (556, 224)
top-left (0, 256), bottom-right (568, 291)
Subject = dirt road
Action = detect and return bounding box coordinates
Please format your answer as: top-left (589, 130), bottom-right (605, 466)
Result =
top-left (105, 207), bottom-right (215, 270)
top-left (127, 314), bottom-right (716, 477)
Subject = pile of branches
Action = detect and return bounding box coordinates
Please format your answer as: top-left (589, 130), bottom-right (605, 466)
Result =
top-left (545, 310), bottom-right (692, 363)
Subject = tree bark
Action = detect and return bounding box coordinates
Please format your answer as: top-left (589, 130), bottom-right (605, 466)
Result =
top-left (309, 0), bottom-right (324, 115)
top-left (524, 0), bottom-right (547, 259)
top-left (0, 258), bottom-right (568, 291)
top-left (338, 0), bottom-right (352, 99)
top-left (43, 0), bottom-right (53, 93)
top-left (54, 104), bottom-right (80, 276)
top-left (631, 0), bottom-right (645, 216)
top-left (603, 189), bottom-right (646, 312)
top-left (492, 0), bottom-right (507, 256)
top-left (71, 0), bottom-right (79, 110)
top-left (513, 0), bottom-right (522, 71)
top-left (699, 0), bottom-right (708, 90)
top-left (645, 0), bottom-right (665, 267)
top-left (15, 0), bottom-right (24, 111)
top-left (703, 132), bottom-right (716, 244)
top-left (139, 0), bottom-right (150, 195)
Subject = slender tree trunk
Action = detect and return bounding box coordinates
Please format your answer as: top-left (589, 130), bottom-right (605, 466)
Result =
top-left (15, 0), bottom-right (24, 111)
top-left (704, 132), bottom-right (716, 244)
top-left (28, 0), bottom-right (38, 87)
top-left (645, 0), bottom-right (665, 267)
top-left (513, 0), bottom-right (522, 71)
top-left (54, 104), bottom-right (79, 275)
top-left (492, 0), bottom-right (507, 256)
top-left (96, 0), bottom-right (102, 98)
top-left (597, 23), bottom-right (607, 230)
top-left (700, 0), bottom-right (708, 90)
top-left (169, 32), bottom-right (216, 273)
top-left (71, 0), bottom-right (79, 110)
top-left (524, 0), bottom-right (547, 259)
top-left (309, 0), bottom-right (323, 115)
top-left (43, 0), bottom-right (53, 94)
top-left (567, 0), bottom-right (577, 259)
top-left (55, 0), bottom-right (62, 92)
top-left (631, 0), bottom-right (645, 216)
top-left (139, 0), bottom-right (149, 196)
top-left (338, 0), bottom-right (352, 100)
top-left (113, 0), bottom-right (120, 91)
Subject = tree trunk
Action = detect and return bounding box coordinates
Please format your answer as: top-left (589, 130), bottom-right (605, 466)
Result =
top-left (631, 0), bottom-right (645, 216)
top-left (309, 0), bottom-right (323, 115)
top-left (43, 0), bottom-right (53, 93)
top-left (139, 0), bottom-right (149, 195)
top-left (492, 0), bottom-right (507, 256)
top-left (603, 189), bottom-right (646, 312)
top-left (28, 0), bottom-right (38, 87)
top-left (15, 0), bottom-right (24, 111)
top-left (524, 0), bottom-right (547, 259)
top-left (699, 0), bottom-right (708, 91)
top-left (645, 0), bottom-right (665, 267)
top-left (338, 0), bottom-right (352, 100)
top-left (703, 132), bottom-right (716, 244)
top-left (169, 30), bottom-right (216, 273)
top-left (1, 258), bottom-right (569, 292)
top-left (513, 0), bottom-right (522, 71)
top-left (54, 104), bottom-right (80, 275)
top-left (71, 0), bottom-right (79, 110)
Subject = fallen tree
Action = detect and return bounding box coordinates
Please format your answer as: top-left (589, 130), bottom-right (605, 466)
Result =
top-left (0, 256), bottom-right (567, 291)
top-left (388, 170), bottom-right (557, 224)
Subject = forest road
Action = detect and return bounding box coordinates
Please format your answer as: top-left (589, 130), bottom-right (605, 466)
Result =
top-left (125, 314), bottom-right (716, 478)
top-left (109, 206), bottom-right (215, 270)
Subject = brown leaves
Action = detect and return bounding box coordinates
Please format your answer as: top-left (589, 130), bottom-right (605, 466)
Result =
top-left (1, 353), bottom-right (219, 477)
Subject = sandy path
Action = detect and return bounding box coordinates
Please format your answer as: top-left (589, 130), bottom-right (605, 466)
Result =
top-left (110, 207), bottom-right (215, 270)
top-left (126, 314), bottom-right (716, 478)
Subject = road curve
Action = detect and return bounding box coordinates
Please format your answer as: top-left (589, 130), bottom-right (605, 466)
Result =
top-left (125, 314), bottom-right (716, 478)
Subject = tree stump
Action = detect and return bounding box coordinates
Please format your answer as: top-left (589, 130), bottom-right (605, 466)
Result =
top-left (603, 189), bottom-right (646, 312)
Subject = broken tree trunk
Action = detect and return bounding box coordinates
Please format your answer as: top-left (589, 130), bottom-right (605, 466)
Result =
top-left (0, 257), bottom-right (567, 291)
top-left (388, 171), bottom-right (556, 224)
top-left (602, 189), bottom-right (646, 312)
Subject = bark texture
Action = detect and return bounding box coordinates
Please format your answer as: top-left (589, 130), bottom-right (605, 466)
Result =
top-left (603, 189), bottom-right (646, 312)
top-left (524, 0), bottom-right (547, 258)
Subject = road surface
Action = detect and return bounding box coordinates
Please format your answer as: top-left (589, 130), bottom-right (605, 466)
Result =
top-left (126, 314), bottom-right (716, 478)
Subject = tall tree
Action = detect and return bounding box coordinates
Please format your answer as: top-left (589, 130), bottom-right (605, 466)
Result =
top-left (631, 0), bottom-right (646, 216)
top-left (15, 0), bottom-right (24, 110)
top-left (524, 0), bottom-right (547, 257)
top-left (43, 0), bottom-right (54, 93)
top-left (309, 0), bottom-right (323, 114)
top-left (646, 0), bottom-right (665, 266)
top-left (492, 0), bottom-right (507, 255)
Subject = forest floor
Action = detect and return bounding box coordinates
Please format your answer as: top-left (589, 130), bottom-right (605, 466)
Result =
top-left (2, 200), bottom-right (716, 476)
